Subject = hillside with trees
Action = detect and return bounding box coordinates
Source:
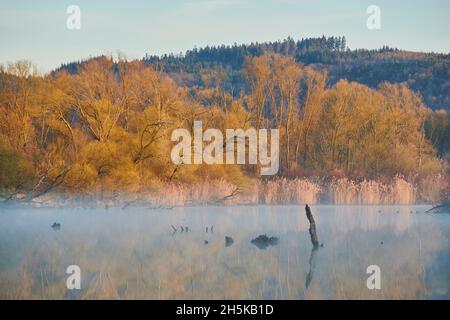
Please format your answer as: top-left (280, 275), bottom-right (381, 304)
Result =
top-left (1, 38), bottom-right (449, 205)
top-left (139, 37), bottom-right (450, 113)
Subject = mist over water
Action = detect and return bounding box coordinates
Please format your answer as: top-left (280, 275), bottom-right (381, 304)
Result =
top-left (0, 205), bottom-right (449, 299)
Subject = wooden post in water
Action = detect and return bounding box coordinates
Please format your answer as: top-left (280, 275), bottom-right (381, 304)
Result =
top-left (305, 204), bottom-right (319, 249)
top-left (305, 204), bottom-right (319, 289)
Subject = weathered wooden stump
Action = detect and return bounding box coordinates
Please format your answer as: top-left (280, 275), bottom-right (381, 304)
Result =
top-left (305, 204), bottom-right (319, 249)
top-left (305, 204), bottom-right (319, 289)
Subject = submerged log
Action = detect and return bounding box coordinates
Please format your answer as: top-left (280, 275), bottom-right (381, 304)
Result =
top-left (51, 222), bottom-right (61, 231)
top-left (225, 236), bottom-right (234, 247)
top-left (251, 234), bottom-right (279, 250)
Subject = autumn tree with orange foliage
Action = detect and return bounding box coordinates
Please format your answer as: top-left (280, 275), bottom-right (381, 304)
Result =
top-left (0, 54), bottom-right (447, 203)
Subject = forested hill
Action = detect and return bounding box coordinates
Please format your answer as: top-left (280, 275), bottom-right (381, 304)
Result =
top-left (58, 36), bottom-right (450, 111)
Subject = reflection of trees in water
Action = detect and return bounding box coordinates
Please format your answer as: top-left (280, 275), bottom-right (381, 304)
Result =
top-left (0, 206), bottom-right (448, 299)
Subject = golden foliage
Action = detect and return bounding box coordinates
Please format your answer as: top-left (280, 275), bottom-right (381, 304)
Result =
top-left (0, 55), bottom-right (447, 203)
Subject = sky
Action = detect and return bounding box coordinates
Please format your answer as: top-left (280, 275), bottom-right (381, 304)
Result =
top-left (0, 0), bottom-right (449, 73)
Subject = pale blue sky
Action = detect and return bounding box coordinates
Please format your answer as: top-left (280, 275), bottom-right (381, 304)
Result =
top-left (1, 0), bottom-right (449, 73)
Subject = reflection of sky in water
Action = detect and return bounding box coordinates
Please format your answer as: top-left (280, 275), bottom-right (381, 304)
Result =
top-left (0, 205), bottom-right (449, 299)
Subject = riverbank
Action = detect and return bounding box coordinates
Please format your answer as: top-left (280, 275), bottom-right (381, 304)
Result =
top-left (3, 176), bottom-right (447, 208)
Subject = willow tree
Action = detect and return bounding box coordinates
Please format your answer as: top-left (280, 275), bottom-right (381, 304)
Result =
top-left (297, 67), bottom-right (327, 169)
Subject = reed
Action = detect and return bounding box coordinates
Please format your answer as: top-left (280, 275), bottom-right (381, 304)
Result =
top-left (26, 175), bottom-right (446, 207)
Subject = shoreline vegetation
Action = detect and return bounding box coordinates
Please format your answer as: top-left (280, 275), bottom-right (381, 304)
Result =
top-left (1, 38), bottom-right (449, 207)
top-left (4, 176), bottom-right (446, 208)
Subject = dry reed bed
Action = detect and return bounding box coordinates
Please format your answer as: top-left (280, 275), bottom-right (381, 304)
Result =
top-left (139, 175), bottom-right (446, 206)
top-left (29, 175), bottom-right (447, 207)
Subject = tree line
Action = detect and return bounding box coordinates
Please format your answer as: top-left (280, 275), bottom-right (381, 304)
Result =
top-left (0, 53), bottom-right (448, 201)
top-left (138, 37), bottom-right (450, 114)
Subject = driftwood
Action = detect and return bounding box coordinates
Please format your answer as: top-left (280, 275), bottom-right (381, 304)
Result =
top-left (1, 167), bottom-right (71, 205)
top-left (203, 188), bottom-right (241, 205)
top-left (425, 202), bottom-right (450, 214)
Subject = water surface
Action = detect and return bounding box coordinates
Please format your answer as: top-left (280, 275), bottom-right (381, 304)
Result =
top-left (0, 205), bottom-right (449, 299)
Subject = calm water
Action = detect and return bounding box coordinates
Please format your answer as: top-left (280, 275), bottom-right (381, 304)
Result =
top-left (0, 205), bottom-right (449, 299)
